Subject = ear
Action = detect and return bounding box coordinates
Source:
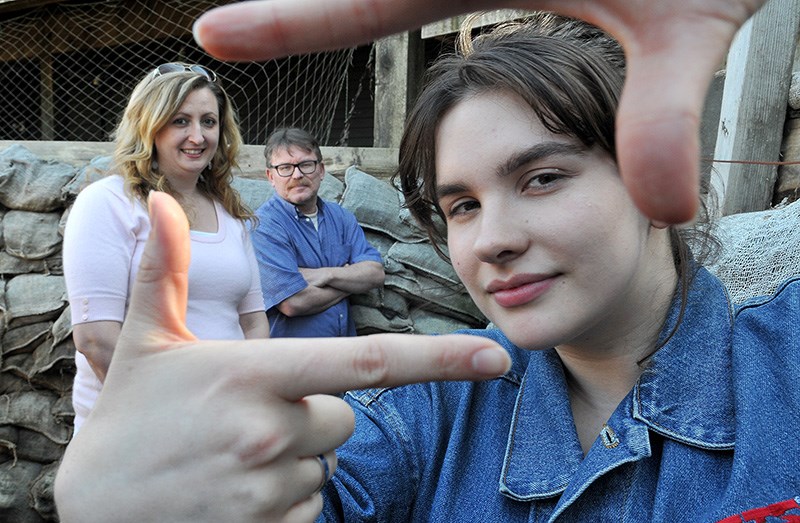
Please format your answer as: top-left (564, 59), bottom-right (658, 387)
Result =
top-left (265, 168), bottom-right (276, 186)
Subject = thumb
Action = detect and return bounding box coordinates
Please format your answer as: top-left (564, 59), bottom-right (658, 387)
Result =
top-left (613, 13), bottom-right (746, 224)
top-left (114, 191), bottom-right (197, 363)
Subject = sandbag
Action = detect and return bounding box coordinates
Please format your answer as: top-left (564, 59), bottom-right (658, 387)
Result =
top-left (2, 211), bottom-right (62, 260)
top-left (0, 145), bottom-right (76, 212)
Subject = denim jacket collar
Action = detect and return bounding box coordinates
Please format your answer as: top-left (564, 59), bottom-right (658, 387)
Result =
top-left (499, 268), bottom-right (736, 500)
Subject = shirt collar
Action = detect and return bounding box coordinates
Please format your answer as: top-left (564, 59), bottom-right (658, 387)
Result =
top-left (499, 268), bottom-right (736, 500)
top-left (633, 267), bottom-right (736, 448)
top-left (271, 192), bottom-right (325, 219)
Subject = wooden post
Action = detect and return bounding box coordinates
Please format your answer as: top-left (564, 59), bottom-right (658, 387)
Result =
top-left (39, 55), bottom-right (55, 141)
top-left (373, 30), bottom-right (424, 148)
top-left (711, 0), bottom-right (800, 215)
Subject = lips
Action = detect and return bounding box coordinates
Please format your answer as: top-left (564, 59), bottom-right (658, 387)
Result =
top-left (487, 273), bottom-right (558, 308)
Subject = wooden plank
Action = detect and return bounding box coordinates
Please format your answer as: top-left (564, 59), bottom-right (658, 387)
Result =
top-left (711, 0), bottom-right (800, 215)
top-left (239, 144), bottom-right (399, 179)
top-left (0, 141), bottom-right (400, 180)
top-left (373, 30), bottom-right (424, 148)
top-left (39, 55), bottom-right (54, 140)
top-left (0, 0), bottom-right (224, 62)
top-left (0, 0), bottom-right (62, 15)
top-left (421, 9), bottom-right (535, 39)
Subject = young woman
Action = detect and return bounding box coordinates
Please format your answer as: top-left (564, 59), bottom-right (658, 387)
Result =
top-left (306, 16), bottom-right (800, 521)
top-left (55, 16), bottom-right (800, 523)
top-left (63, 63), bottom-right (268, 432)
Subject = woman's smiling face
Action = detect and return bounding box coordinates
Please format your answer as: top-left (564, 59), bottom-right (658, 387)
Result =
top-left (154, 87), bottom-right (220, 182)
top-left (435, 89), bottom-right (671, 352)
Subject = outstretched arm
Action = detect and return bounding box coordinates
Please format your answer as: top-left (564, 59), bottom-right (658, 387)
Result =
top-left (55, 192), bottom-right (510, 523)
top-left (193, 0), bottom-right (767, 224)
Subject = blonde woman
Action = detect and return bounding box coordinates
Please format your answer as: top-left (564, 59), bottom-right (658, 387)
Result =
top-left (63, 63), bottom-right (268, 433)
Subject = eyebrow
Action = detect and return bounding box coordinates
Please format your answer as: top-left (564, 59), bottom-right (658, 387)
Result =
top-left (172, 110), bottom-right (219, 117)
top-left (435, 141), bottom-right (587, 202)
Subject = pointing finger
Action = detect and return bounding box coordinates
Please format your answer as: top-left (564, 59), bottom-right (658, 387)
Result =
top-left (193, 0), bottom-right (469, 61)
top-left (264, 333), bottom-right (511, 401)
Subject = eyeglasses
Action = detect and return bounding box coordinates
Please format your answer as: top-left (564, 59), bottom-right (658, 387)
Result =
top-left (151, 63), bottom-right (217, 83)
top-left (270, 160), bottom-right (321, 177)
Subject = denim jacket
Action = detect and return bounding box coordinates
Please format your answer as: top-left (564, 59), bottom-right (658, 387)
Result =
top-left (320, 268), bottom-right (800, 522)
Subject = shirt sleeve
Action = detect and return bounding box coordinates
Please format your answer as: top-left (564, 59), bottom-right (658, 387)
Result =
top-left (341, 209), bottom-right (383, 265)
top-left (238, 226), bottom-right (267, 314)
top-left (251, 213), bottom-right (309, 310)
top-left (63, 178), bottom-right (144, 325)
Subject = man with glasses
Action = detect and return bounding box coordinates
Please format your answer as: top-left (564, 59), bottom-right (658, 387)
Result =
top-left (252, 127), bottom-right (384, 338)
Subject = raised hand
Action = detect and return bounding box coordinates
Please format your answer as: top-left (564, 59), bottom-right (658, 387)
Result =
top-left (193, 0), bottom-right (766, 224)
top-left (54, 192), bottom-right (510, 523)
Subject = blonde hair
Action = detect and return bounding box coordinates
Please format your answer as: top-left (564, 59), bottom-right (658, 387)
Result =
top-left (111, 68), bottom-right (253, 221)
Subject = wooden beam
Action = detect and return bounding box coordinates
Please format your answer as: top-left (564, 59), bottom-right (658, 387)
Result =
top-left (0, 141), bottom-right (400, 180)
top-left (39, 55), bottom-right (54, 140)
top-left (0, 0), bottom-right (63, 16)
top-left (0, 0), bottom-right (226, 63)
top-left (240, 144), bottom-right (399, 180)
top-left (712, 0), bottom-right (800, 215)
top-left (421, 10), bottom-right (534, 39)
top-left (373, 30), bottom-right (424, 148)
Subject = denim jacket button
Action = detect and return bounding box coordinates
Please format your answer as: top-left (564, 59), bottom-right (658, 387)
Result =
top-left (600, 424), bottom-right (620, 449)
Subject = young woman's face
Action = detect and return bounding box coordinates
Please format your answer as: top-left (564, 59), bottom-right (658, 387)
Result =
top-left (435, 90), bottom-right (672, 351)
top-left (154, 87), bottom-right (220, 184)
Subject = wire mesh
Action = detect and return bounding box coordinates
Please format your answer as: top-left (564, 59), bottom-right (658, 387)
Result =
top-left (0, 0), bottom-right (370, 145)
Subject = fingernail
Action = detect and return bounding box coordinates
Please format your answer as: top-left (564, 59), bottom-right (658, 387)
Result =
top-left (471, 347), bottom-right (510, 376)
top-left (192, 19), bottom-right (205, 47)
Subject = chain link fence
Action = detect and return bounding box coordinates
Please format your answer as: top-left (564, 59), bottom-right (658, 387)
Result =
top-left (0, 0), bottom-right (375, 146)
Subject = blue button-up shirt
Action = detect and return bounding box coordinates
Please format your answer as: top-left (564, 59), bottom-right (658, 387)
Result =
top-left (253, 194), bottom-right (382, 338)
top-left (321, 268), bottom-right (800, 522)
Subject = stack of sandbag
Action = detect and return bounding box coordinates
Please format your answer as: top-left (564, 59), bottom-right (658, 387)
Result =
top-left (0, 145), bottom-right (75, 523)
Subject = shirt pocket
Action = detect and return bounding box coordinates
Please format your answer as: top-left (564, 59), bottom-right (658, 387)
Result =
top-left (325, 242), bottom-right (351, 268)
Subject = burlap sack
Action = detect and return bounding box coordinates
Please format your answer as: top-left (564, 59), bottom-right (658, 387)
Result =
top-left (410, 308), bottom-right (477, 335)
top-left (0, 145), bottom-right (76, 212)
top-left (2, 211), bottom-right (62, 260)
top-left (341, 166), bottom-right (427, 243)
top-left (352, 305), bottom-right (414, 335)
top-left (3, 274), bottom-right (66, 329)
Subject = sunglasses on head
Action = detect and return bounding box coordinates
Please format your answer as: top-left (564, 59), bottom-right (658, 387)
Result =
top-left (151, 62), bottom-right (217, 83)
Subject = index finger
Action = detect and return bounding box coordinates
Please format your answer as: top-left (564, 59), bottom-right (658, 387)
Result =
top-left (266, 332), bottom-right (511, 401)
top-left (192, 0), bottom-right (468, 61)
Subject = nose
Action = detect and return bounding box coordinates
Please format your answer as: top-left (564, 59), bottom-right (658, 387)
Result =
top-left (187, 122), bottom-right (204, 144)
top-left (290, 165), bottom-right (305, 179)
top-left (472, 204), bottom-right (528, 264)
